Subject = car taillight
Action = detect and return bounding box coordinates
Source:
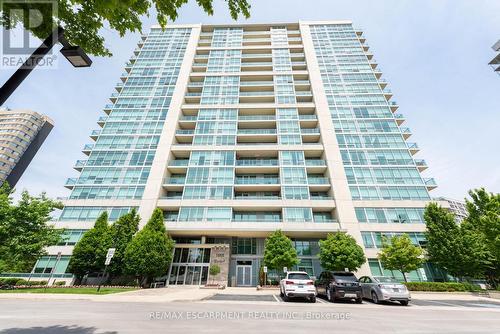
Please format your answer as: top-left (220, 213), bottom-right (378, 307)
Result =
top-left (306, 281), bottom-right (314, 285)
top-left (285, 280), bottom-right (294, 285)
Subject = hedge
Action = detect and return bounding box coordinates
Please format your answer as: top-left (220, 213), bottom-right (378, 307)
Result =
top-left (0, 278), bottom-right (48, 286)
top-left (404, 282), bottom-right (481, 292)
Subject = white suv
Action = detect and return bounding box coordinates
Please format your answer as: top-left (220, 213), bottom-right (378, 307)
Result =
top-left (279, 271), bottom-right (317, 303)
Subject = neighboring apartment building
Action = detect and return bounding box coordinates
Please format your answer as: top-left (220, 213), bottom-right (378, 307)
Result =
top-left (436, 197), bottom-right (468, 224)
top-left (489, 40), bottom-right (500, 74)
top-left (0, 108), bottom-right (54, 187)
top-left (34, 21), bottom-right (448, 285)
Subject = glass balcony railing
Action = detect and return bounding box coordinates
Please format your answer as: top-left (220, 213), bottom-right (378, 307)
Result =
top-left (310, 196), bottom-right (333, 200)
top-left (187, 81), bottom-right (204, 86)
top-left (83, 144), bottom-right (94, 151)
top-left (179, 116), bottom-right (198, 121)
top-left (295, 91), bottom-right (312, 96)
top-left (176, 129), bottom-right (194, 135)
top-left (241, 61), bottom-right (273, 66)
top-left (238, 129), bottom-right (276, 135)
top-left (407, 142), bottom-right (419, 150)
top-left (424, 178), bottom-right (437, 186)
top-left (104, 104), bottom-right (113, 110)
top-left (307, 177), bottom-right (330, 184)
top-left (235, 177), bottom-right (280, 184)
top-left (240, 81), bottom-right (274, 86)
top-left (401, 127), bottom-right (412, 134)
top-left (169, 160), bottom-right (189, 166)
top-left (65, 178), bottom-right (77, 186)
top-left (305, 159), bottom-right (326, 166)
top-left (185, 92), bottom-right (201, 97)
top-left (295, 80), bottom-right (311, 85)
top-left (239, 91), bottom-right (274, 97)
top-left (236, 159), bottom-right (279, 166)
top-left (299, 114), bottom-right (317, 120)
top-left (394, 113), bottom-right (404, 119)
top-left (235, 195), bottom-right (281, 200)
top-left (301, 128), bottom-right (320, 134)
top-left (165, 177), bottom-right (186, 184)
top-left (239, 115), bottom-right (275, 121)
top-left (97, 116), bottom-right (108, 123)
top-left (414, 159), bottom-right (427, 167)
top-left (241, 53), bottom-right (273, 58)
top-left (90, 130), bottom-right (101, 137)
top-left (74, 160), bottom-right (86, 167)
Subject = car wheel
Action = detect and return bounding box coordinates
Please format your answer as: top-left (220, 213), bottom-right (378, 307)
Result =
top-left (282, 293), bottom-right (289, 302)
top-left (280, 287), bottom-right (284, 297)
top-left (400, 300), bottom-right (409, 306)
top-left (371, 291), bottom-right (379, 304)
top-left (310, 296), bottom-right (316, 303)
top-left (356, 297), bottom-right (363, 304)
top-left (327, 288), bottom-right (335, 303)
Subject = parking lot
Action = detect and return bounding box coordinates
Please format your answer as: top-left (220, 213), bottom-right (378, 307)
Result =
top-left (205, 293), bottom-right (500, 309)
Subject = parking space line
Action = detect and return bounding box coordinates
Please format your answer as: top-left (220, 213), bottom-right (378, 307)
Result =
top-left (416, 300), bottom-right (460, 307)
top-left (273, 295), bottom-right (281, 303)
top-left (316, 298), bottom-right (328, 304)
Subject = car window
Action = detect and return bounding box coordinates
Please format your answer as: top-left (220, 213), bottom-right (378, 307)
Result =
top-left (365, 277), bottom-right (372, 283)
top-left (333, 274), bottom-right (357, 281)
top-left (375, 276), bottom-right (398, 283)
top-left (288, 273), bottom-right (310, 280)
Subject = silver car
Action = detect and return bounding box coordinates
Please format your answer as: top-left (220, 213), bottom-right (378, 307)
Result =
top-left (359, 276), bottom-right (411, 306)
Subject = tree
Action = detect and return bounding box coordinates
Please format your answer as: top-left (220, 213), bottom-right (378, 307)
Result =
top-left (424, 202), bottom-right (492, 280)
top-left (124, 208), bottom-right (174, 287)
top-left (68, 212), bottom-right (112, 280)
top-left (263, 230), bottom-right (299, 277)
top-left (0, 183), bottom-right (63, 272)
top-left (1, 0), bottom-right (251, 57)
top-left (464, 188), bottom-right (500, 285)
top-left (378, 234), bottom-right (424, 282)
top-left (318, 232), bottom-right (366, 272)
top-left (108, 209), bottom-right (140, 278)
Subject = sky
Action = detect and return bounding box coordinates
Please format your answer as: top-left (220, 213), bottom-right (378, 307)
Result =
top-left (1, 0), bottom-right (499, 202)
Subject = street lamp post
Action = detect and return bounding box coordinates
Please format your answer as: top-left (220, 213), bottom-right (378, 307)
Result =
top-left (0, 26), bottom-right (92, 106)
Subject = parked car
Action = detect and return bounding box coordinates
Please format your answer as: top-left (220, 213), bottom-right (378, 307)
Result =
top-left (279, 271), bottom-right (317, 303)
top-left (359, 276), bottom-right (411, 306)
top-left (315, 271), bottom-right (362, 303)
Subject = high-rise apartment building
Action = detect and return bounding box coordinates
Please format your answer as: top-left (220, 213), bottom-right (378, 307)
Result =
top-left (436, 197), bottom-right (468, 224)
top-left (0, 108), bottom-right (54, 187)
top-left (38, 21), bottom-right (448, 286)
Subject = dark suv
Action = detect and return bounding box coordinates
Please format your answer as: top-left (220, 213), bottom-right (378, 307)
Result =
top-left (315, 271), bottom-right (362, 303)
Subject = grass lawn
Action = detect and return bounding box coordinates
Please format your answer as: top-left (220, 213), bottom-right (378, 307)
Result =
top-left (0, 287), bottom-right (137, 295)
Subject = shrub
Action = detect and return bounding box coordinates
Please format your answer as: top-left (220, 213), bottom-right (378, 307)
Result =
top-left (404, 282), bottom-right (481, 292)
top-left (1, 278), bottom-right (23, 285)
top-left (54, 281), bottom-right (66, 286)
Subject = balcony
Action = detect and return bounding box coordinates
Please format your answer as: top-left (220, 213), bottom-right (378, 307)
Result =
top-left (64, 178), bottom-right (77, 189)
top-left (407, 142), bottom-right (419, 154)
top-left (239, 115), bottom-right (276, 121)
top-left (240, 81), bottom-right (274, 87)
top-left (383, 88), bottom-right (393, 99)
top-left (301, 128), bottom-right (320, 134)
top-left (394, 113), bottom-right (405, 125)
top-left (235, 177), bottom-right (280, 185)
top-left (307, 177), bottom-right (330, 185)
top-left (238, 129), bottom-right (276, 135)
top-left (310, 195), bottom-right (334, 200)
top-left (115, 82), bottom-right (124, 92)
top-left (400, 127), bottom-right (412, 139)
top-left (389, 101), bottom-right (399, 112)
top-left (305, 159), bottom-right (326, 166)
top-left (235, 195), bottom-right (281, 200)
top-left (97, 116), bottom-right (107, 126)
top-left (414, 159), bottom-right (428, 171)
top-left (424, 178), bottom-right (437, 190)
top-left (103, 104), bottom-right (113, 114)
top-left (90, 129), bottom-right (101, 140)
top-left (175, 129), bottom-right (195, 135)
top-left (236, 159), bottom-right (279, 166)
top-left (169, 160), bottom-right (189, 167)
top-left (73, 160), bottom-right (86, 171)
top-left (164, 177), bottom-right (186, 185)
top-left (82, 144), bottom-right (94, 155)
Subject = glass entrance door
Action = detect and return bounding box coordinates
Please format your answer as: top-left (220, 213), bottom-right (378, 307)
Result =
top-left (236, 265), bottom-right (252, 286)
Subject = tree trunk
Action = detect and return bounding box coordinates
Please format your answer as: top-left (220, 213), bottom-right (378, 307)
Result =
top-left (401, 271), bottom-right (408, 282)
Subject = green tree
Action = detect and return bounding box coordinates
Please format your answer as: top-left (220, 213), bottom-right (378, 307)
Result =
top-left (68, 212), bottom-right (112, 280)
top-left (0, 183), bottom-right (63, 272)
top-left (108, 209), bottom-right (140, 278)
top-left (0, 0), bottom-right (251, 57)
top-left (378, 234), bottom-right (424, 282)
top-left (124, 208), bottom-right (174, 287)
top-left (209, 264), bottom-right (221, 285)
top-left (263, 230), bottom-right (299, 276)
top-left (318, 232), bottom-right (366, 272)
top-left (424, 202), bottom-right (492, 280)
top-left (465, 188), bottom-right (500, 285)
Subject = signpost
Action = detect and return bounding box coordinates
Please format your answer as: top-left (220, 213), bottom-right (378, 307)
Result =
top-left (263, 266), bottom-right (268, 287)
top-left (97, 248), bottom-right (115, 292)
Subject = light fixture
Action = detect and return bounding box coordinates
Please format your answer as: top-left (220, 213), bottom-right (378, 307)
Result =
top-left (60, 46), bottom-right (92, 68)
